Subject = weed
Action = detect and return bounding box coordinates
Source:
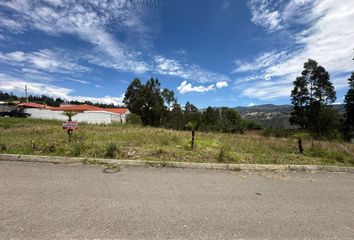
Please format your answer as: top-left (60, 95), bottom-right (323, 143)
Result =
top-left (230, 166), bottom-right (241, 171)
top-left (0, 143), bottom-right (7, 152)
top-left (218, 144), bottom-right (231, 163)
top-left (105, 142), bottom-right (119, 159)
top-left (1, 118), bottom-right (354, 166)
top-left (70, 144), bottom-right (83, 157)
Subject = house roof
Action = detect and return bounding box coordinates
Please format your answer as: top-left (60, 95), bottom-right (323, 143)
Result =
top-left (18, 102), bottom-right (49, 109)
top-left (57, 104), bottom-right (103, 112)
top-left (104, 108), bottom-right (129, 114)
top-left (18, 102), bottom-right (129, 115)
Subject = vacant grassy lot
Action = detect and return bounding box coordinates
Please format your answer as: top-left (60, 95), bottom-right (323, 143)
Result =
top-left (0, 117), bottom-right (353, 166)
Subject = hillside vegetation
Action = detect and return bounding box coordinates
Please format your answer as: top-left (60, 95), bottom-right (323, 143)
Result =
top-left (1, 118), bottom-right (353, 166)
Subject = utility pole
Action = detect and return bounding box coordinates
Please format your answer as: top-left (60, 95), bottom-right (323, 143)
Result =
top-left (25, 85), bottom-right (28, 102)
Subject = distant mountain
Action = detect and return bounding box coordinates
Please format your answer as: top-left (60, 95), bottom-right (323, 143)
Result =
top-left (234, 104), bottom-right (345, 129)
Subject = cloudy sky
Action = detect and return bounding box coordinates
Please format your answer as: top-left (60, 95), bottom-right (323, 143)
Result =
top-left (0, 0), bottom-right (353, 107)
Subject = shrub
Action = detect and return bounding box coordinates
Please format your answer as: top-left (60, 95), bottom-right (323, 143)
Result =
top-left (127, 113), bottom-right (142, 125)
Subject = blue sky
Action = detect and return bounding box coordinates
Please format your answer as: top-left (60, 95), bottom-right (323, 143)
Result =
top-left (0, 0), bottom-right (353, 107)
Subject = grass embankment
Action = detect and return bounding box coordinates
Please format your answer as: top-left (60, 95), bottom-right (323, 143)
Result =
top-left (0, 118), bottom-right (353, 166)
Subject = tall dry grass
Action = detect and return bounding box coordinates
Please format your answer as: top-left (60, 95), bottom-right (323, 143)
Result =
top-left (0, 118), bottom-right (353, 166)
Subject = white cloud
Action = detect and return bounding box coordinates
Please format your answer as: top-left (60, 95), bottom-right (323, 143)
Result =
top-left (68, 95), bottom-right (124, 106)
top-left (154, 55), bottom-right (230, 83)
top-left (0, 49), bottom-right (89, 73)
top-left (0, 73), bottom-right (124, 105)
top-left (0, 0), bottom-right (230, 86)
top-left (265, 0), bottom-right (354, 84)
top-left (239, 81), bottom-right (293, 100)
top-left (177, 81), bottom-right (215, 94)
top-left (248, 102), bottom-right (255, 107)
top-left (0, 14), bottom-right (24, 32)
top-left (0, 73), bottom-right (72, 99)
top-left (0, 0), bottom-right (153, 74)
top-left (248, 0), bottom-right (316, 32)
top-left (233, 51), bottom-right (288, 73)
top-left (238, 0), bottom-right (354, 100)
top-left (216, 81), bottom-right (228, 89)
top-left (66, 78), bottom-right (90, 85)
top-left (248, 0), bottom-right (283, 31)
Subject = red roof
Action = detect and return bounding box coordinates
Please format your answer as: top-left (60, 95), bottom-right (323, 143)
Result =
top-left (18, 102), bottom-right (49, 109)
top-left (104, 108), bottom-right (129, 114)
top-left (18, 102), bottom-right (128, 114)
top-left (57, 104), bottom-right (103, 112)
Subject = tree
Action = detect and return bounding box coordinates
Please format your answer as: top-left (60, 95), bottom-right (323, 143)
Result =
top-left (344, 72), bottom-right (354, 140)
top-left (169, 103), bottom-right (185, 130)
top-left (290, 76), bottom-right (309, 129)
top-left (161, 88), bottom-right (176, 109)
top-left (123, 78), bottom-right (165, 126)
top-left (184, 101), bottom-right (201, 125)
top-left (219, 107), bottom-right (242, 133)
top-left (201, 107), bottom-right (219, 131)
top-left (290, 59), bottom-right (337, 136)
top-left (141, 78), bottom-right (165, 126)
top-left (123, 78), bottom-right (144, 116)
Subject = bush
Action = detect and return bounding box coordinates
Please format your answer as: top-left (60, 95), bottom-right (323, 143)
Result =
top-left (127, 113), bottom-right (142, 125)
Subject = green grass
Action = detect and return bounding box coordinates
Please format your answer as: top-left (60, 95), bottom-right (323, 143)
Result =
top-left (0, 117), bottom-right (353, 166)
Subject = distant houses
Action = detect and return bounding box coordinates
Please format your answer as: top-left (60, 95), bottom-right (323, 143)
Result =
top-left (17, 102), bottom-right (130, 124)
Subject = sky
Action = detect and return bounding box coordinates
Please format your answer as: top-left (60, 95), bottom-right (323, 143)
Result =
top-left (0, 0), bottom-right (353, 108)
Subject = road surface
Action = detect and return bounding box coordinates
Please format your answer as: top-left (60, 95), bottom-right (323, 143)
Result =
top-left (1, 161), bottom-right (354, 239)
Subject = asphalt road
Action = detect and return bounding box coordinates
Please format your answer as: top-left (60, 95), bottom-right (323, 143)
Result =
top-left (1, 161), bottom-right (354, 240)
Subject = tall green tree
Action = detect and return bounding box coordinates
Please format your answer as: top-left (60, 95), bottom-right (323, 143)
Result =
top-left (169, 103), bottom-right (185, 130)
top-left (219, 107), bottom-right (242, 133)
top-left (290, 76), bottom-right (309, 129)
top-left (201, 107), bottom-right (219, 131)
top-left (184, 101), bottom-right (201, 125)
top-left (161, 88), bottom-right (176, 109)
top-left (344, 72), bottom-right (354, 140)
top-left (123, 78), bottom-right (165, 126)
top-left (123, 78), bottom-right (145, 115)
top-left (290, 59), bottom-right (337, 136)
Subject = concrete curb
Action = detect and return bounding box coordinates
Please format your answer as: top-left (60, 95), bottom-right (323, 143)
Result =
top-left (0, 153), bottom-right (353, 173)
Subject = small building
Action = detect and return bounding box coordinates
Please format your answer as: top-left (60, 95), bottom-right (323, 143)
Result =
top-left (17, 102), bottom-right (130, 124)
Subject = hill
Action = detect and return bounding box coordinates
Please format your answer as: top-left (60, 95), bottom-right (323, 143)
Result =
top-left (234, 104), bottom-right (345, 129)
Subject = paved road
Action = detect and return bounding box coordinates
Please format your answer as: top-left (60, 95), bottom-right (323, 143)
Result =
top-left (1, 161), bottom-right (354, 240)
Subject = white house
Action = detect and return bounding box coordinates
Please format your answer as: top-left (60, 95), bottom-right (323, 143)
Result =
top-left (18, 102), bottom-right (130, 124)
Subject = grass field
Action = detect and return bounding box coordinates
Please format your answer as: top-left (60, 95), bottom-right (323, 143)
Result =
top-left (0, 117), bottom-right (353, 166)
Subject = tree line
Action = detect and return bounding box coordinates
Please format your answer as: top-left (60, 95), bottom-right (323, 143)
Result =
top-left (123, 78), bottom-right (261, 133)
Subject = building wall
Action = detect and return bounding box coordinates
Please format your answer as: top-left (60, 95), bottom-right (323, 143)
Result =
top-left (0, 104), bottom-right (16, 112)
top-left (24, 108), bottom-right (124, 124)
top-left (120, 110), bottom-right (130, 123)
top-left (24, 108), bottom-right (67, 121)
